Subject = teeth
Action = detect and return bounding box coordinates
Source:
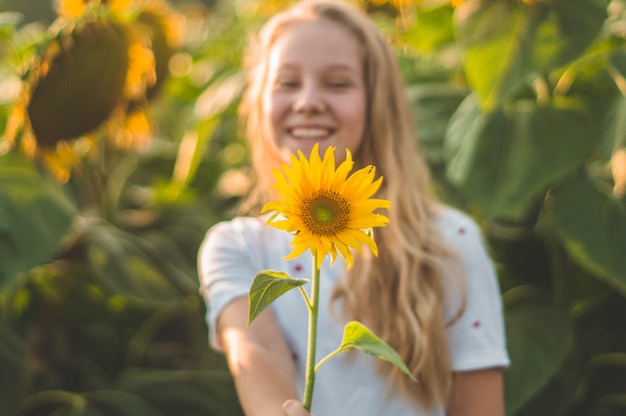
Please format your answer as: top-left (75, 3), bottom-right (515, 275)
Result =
top-left (291, 127), bottom-right (330, 138)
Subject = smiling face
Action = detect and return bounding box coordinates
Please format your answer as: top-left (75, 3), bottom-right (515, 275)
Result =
top-left (262, 18), bottom-right (367, 162)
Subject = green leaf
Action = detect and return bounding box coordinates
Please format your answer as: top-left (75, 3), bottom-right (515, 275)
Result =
top-left (83, 390), bottom-right (162, 416)
top-left (20, 390), bottom-right (88, 416)
top-left (577, 353), bottom-right (626, 401)
top-left (248, 271), bottom-right (308, 325)
top-left (445, 95), bottom-right (592, 218)
top-left (326, 321), bottom-right (416, 380)
top-left (0, 151), bottom-right (76, 289)
top-left (503, 286), bottom-right (574, 415)
top-left (85, 223), bottom-right (188, 303)
top-left (399, 4), bottom-right (455, 53)
top-left (455, 0), bottom-right (608, 109)
top-left (549, 169), bottom-right (626, 294)
top-left (117, 369), bottom-right (244, 416)
top-left (408, 83), bottom-right (467, 164)
top-left (0, 324), bottom-right (27, 415)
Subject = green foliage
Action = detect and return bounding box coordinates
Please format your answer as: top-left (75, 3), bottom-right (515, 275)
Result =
top-left (317, 321), bottom-right (416, 380)
top-left (0, 1), bottom-right (252, 415)
top-left (0, 152), bottom-right (75, 289)
top-left (445, 95), bottom-right (593, 218)
top-left (503, 286), bottom-right (574, 414)
top-left (405, 0), bottom-right (626, 414)
top-left (1, 0), bottom-right (626, 415)
top-left (549, 169), bottom-right (626, 294)
top-left (247, 270), bottom-right (309, 325)
top-left (455, 0), bottom-right (609, 110)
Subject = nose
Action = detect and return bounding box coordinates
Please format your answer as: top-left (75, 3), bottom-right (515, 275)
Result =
top-left (293, 84), bottom-right (325, 113)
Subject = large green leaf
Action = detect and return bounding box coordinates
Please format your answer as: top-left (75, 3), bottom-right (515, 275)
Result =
top-left (20, 389), bottom-right (163, 416)
top-left (445, 95), bottom-right (592, 218)
top-left (84, 223), bottom-right (190, 303)
top-left (19, 391), bottom-right (90, 416)
top-left (82, 390), bottom-right (162, 416)
top-left (0, 151), bottom-right (75, 289)
top-left (117, 369), bottom-right (244, 416)
top-left (549, 169), bottom-right (626, 293)
top-left (575, 353), bottom-right (626, 414)
top-left (248, 270), bottom-right (308, 325)
top-left (408, 83), bottom-right (467, 165)
top-left (597, 95), bottom-right (626, 163)
top-left (398, 4), bottom-right (455, 53)
top-left (317, 321), bottom-right (415, 380)
top-left (513, 356), bottom-right (578, 416)
top-left (0, 324), bottom-right (27, 416)
top-left (503, 286), bottom-right (574, 415)
top-left (454, 0), bottom-right (608, 109)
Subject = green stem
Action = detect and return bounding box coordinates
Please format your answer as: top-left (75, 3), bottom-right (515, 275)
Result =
top-left (302, 253), bottom-right (320, 411)
top-left (298, 286), bottom-right (312, 310)
top-left (314, 348), bottom-right (344, 373)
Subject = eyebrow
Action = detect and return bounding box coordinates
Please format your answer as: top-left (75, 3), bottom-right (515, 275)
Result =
top-left (276, 63), bottom-right (361, 74)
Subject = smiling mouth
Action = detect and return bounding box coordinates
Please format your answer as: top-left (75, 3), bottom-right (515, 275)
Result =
top-left (289, 127), bottom-right (334, 139)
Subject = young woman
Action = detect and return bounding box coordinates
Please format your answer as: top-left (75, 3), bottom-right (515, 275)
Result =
top-left (198, 1), bottom-right (510, 415)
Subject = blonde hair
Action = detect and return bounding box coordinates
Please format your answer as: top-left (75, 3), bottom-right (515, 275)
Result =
top-left (239, 0), bottom-right (463, 408)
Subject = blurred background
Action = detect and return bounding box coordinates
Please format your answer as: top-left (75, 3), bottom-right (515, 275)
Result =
top-left (0, 0), bottom-right (625, 415)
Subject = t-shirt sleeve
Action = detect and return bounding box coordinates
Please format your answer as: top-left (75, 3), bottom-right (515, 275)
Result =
top-left (198, 219), bottom-right (265, 352)
top-left (442, 213), bottom-right (511, 372)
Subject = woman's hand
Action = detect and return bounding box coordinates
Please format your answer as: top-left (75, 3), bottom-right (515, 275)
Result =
top-left (282, 400), bottom-right (311, 416)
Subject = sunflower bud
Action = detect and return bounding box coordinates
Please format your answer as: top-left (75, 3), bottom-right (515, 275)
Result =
top-left (27, 17), bottom-right (130, 147)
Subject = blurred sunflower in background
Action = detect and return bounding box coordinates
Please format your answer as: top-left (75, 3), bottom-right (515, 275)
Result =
top-left (3, 0), bottom-right (183, 181)
top-left (367, 0), bottom-right (464, 11)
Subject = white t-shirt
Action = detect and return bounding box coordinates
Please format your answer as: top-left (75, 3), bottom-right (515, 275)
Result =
top-left (198, 205), bottom-right (510, 416)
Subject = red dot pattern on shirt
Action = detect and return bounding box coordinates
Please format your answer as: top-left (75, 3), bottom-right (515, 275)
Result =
top-left (294, 263), bottom-right (303, 273)
top-left (472, 320), bottom-right (481, 328)
top-left (458, 227), bottom-right (466, 235)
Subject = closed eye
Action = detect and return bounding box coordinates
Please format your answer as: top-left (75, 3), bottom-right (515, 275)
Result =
top-left (276, 79), bottom-right (300, 89)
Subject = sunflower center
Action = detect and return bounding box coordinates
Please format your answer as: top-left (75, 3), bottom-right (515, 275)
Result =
top-left (302, 190), bottom-right (350, 236)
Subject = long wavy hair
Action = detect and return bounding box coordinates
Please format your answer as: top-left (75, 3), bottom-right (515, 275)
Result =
top-left (239, 0), bottom-right (464, 408)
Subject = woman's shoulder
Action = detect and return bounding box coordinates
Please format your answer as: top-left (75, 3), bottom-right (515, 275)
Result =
top-left (202, 215), bottom-right (277, 251)
top-left (209, 215), bottom-right (268, 235)
top-left (433, 204), bottom-right (482, 240)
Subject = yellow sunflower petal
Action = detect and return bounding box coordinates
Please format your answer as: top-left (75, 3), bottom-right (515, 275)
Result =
top-left (344, 175), bottom-right (384, 201)
top-left (309, 143), bottom-right (323, 188)
top-left (58, 0), bottom-right (87, 18)
top-left (342, 165), bottom-right (377, 196)
top-left (296, 149), bottom-right (315, 193)
top-left (333, 232), bottom-right (364, 255)
top-left (284, 241), bottom-right (310, 261)
top-left (107, 0), bottom-right (133, 14)
top-left (351, 199), bottom-right (392, 216)
top-left (315, 236), bottom-right (334, 268)
top-left (270, 170), bottom-right (298, 202)
top-left (349, 213), bottom-right (390, 230)
top-left (330, 149), bottom-right (354, 189)
top-left (264, 145), bottom-right (390, 268)
top-left (334, 240), bottom-right (355, 269)
top-left (319, 144), bottom-right (335, 188)
top-left (266, 219), bottom-right (295, 232)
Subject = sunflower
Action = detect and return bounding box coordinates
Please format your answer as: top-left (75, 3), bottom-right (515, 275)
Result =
top-left (3, 0), bottom-right (183, 181)
top-left (262, 144), bottom-right (391, 270)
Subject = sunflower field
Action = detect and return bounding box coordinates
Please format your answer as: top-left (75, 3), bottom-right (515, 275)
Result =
top-left (0, 0), bottom-right (625, 415)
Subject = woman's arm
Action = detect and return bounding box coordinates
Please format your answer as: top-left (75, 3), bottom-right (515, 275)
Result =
top-left (447, 368), bottom-right (505, 416)
top-left (218, 296), bottom-right (300, 416)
